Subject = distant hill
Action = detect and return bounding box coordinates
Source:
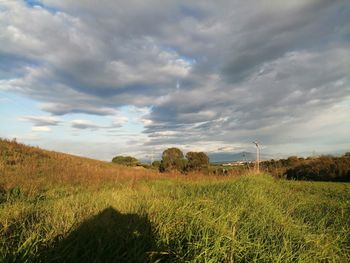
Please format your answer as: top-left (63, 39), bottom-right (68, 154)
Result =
top-left (0, 138), bottom-right (155, 191)
top-left (208, 151), bottom-right (255, 163)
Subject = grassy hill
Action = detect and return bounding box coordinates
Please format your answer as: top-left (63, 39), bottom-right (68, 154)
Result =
top-left (0, 139), bottom-right (349, 262)
top-left (0, 138), bottom-right (156, 194)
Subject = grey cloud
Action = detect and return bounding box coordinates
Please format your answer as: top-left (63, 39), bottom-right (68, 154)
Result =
top-left (144, 47), bottom-right (350, 147)
top-left (41, 103), bottom-right (116, 116)
top-left (0, 1), bottom-right (193, 111)
top-left (71, 117), bottom-right (127, 130)
top-left (71, 120), bottom-right (103, 130)
top-left (222, 1), bottom-right (350, 83)
top-left (19, 115), bottom-right (61, 126)
top-left (1, 0), bottom-right (350, 155)
top-left (0, 53), bottom-right (38, 79)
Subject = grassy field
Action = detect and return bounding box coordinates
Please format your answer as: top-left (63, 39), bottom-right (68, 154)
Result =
top-left (1, 139), bottom-right (350, 262)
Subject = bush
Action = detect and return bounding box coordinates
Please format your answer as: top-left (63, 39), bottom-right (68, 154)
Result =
top-left (112, 156), bottom-right (139, 167)
top-left (151, 160), bottom-right (161, 169)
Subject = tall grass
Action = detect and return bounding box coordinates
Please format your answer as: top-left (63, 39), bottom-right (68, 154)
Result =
top-left (1, 139), bottom-right (349, 262)
top-left (0, 138), bottom-right (157, 194)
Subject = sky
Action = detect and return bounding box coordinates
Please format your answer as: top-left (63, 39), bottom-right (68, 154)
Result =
top-left (0, 0), bottom-right (349, 161)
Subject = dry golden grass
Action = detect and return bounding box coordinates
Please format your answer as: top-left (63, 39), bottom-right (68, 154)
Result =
top-left (0, 138), bottom-right (241, 193)
top-left (0, 138), bottom-right (247, 204)
top-left (0, 138), bottom-right (159, 194)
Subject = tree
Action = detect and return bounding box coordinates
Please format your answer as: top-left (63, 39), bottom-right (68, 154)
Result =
top-left (286, 156), bottom-right (299, 167)
top-left (160, 148), bottom-right (186, 172)
top-left (112, 156), bottom-right (139, 166)
top-left (285, 155), bottom-right (350, 182)
top-left (185, 151), bottom-right (209, 171)
top-left (151, 160), bottom-right (161, 169)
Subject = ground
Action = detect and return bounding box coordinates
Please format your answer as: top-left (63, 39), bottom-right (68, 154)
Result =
top-left (1, 139), bottom-right (349, 262)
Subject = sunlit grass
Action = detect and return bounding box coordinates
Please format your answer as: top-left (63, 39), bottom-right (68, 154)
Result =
top-left (1, 139), bottom-right (349, 262)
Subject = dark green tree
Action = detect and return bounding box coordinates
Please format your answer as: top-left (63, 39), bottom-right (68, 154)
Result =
top-left (160, 148), bottom-right (186, 172)
top-left (185, 152), bottom-right (209, 171)
top-left (151, 160), bottom-right (161, 169)
top-left (286, 155), bottom-right (350, 181)
top-left (112, 156), bottom-right (139, 166)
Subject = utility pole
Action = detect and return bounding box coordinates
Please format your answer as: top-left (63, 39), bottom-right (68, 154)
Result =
top-left (253, 141), bottom-right (260, 173)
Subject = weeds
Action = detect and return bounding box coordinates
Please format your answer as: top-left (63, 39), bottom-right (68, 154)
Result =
top-left (0, 139), bottom-right (349, 262)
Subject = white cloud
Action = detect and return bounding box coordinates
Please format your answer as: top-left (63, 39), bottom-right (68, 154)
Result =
top-left (32, 126), bottom-right (51, 132)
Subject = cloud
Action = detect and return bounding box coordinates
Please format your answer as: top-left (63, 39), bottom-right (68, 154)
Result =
top-left (0, 1), bottom-right (195, 114)
top-left (31, 126), bottom-right (51, 132)
top-left (71, 117), bottom-right (128, 130)
top-left (19, 115), bottom-right (61, 126)
top-left (40, 102), bottom-right (116, 116)
top-left (144, 47), bottom-right (350, 149)
top-left (1, 0), bottom-right (350, 157)
top-left (71, 119), bottom-right (104, 130)
top-left (111, 116), bottom-right (128, 127)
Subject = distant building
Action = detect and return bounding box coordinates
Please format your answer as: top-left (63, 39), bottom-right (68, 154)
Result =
top-left (222, 161), bottom-right (247, 166)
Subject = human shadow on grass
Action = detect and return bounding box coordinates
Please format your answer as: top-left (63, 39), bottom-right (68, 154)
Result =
top-left (40, 207), bottom-right (160, 263)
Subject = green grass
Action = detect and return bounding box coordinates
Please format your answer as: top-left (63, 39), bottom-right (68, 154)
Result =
top-left (1, 175), bottom-right (349, 262)
top-left (1, 139), bottom-right (349, 262)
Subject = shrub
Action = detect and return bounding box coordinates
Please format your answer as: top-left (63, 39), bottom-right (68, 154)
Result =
top-left (112, 156), bottom-right (139, 167)
top-left (151, 160), bottom-right (161, 169)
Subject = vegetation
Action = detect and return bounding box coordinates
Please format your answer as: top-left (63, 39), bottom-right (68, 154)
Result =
top-left (286, 155), bottom-right (350, 181)
top-left (112, 155), bottom-right (140, 167)
top-left (262, 154), bottom-right (350, 181)
top-left (0, 138), bottom-right (155, 194)
top-left (151, 160), bottom-right (161, 170)
top-left (185, 152), bottom-right (209, 172)
top-left (1, 139), bottom-right (350, 262)
top-left (159, 148), bottom-right (209, 173)
top-left (160, 147), bottom-right (187, 172)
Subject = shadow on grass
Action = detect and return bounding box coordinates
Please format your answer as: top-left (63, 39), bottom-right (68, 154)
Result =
top-left (40, 207), bottom-right (160, 263)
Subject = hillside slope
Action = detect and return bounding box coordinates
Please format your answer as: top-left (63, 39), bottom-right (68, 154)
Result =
top-left (0, 138), bottom-right (156, 193)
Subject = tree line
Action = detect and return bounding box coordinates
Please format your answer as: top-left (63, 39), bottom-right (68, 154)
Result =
top-left (261, 153), bottom-right (350, 181)
top-left (112, 147), bottom-right (209, 173)
top-left (112, 149), bottom-right (350, 181)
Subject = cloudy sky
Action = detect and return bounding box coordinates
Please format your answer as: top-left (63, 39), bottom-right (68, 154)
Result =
top-left (1, 0), bottom-right (349, 161)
